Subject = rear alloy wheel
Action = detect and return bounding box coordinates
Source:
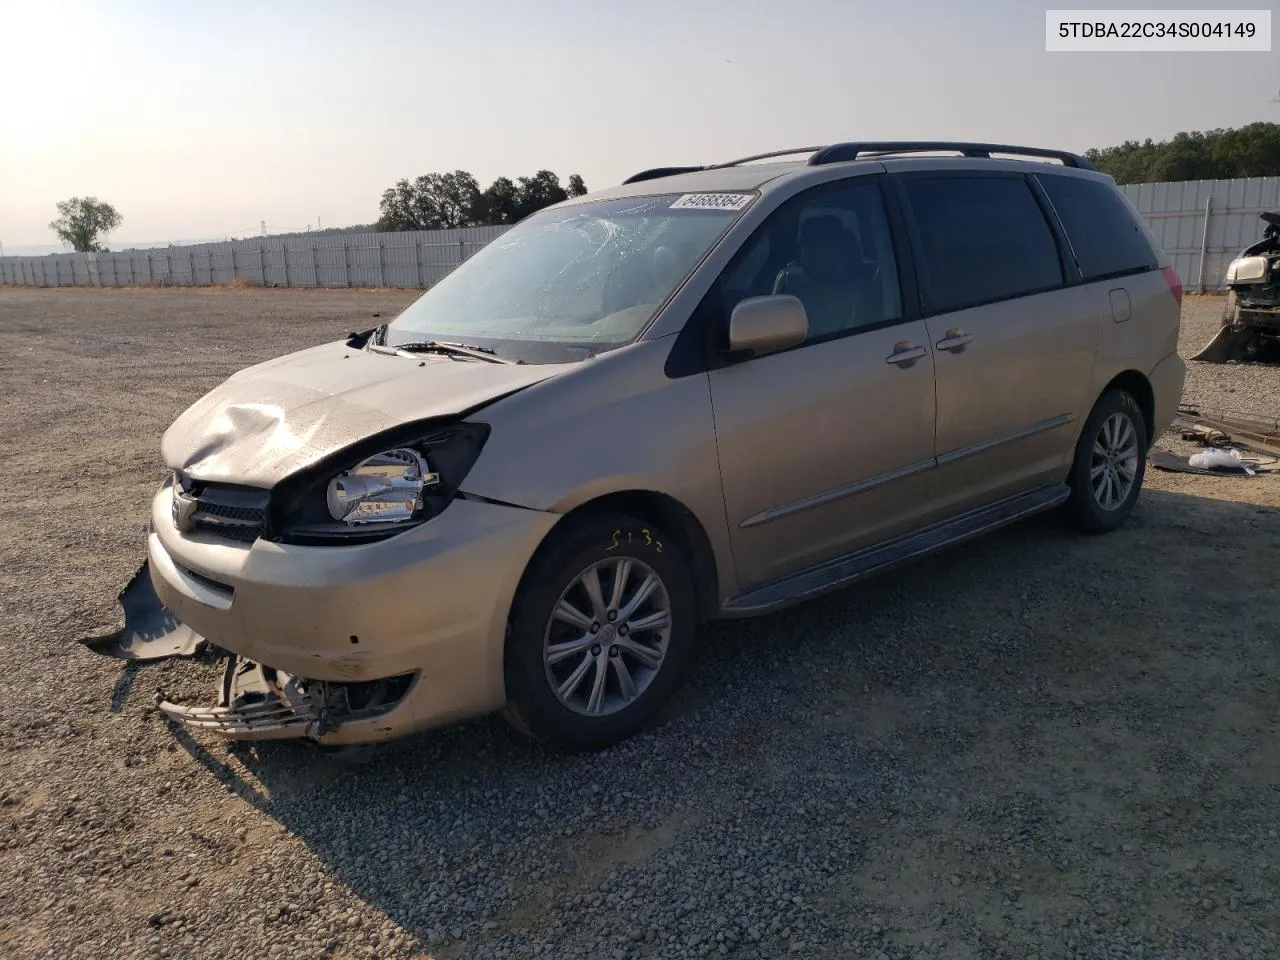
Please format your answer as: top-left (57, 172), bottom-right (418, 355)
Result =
top-left (1066, 388), bottom-right (1148, 534)
top-left (504, 513), bottom-right (696, 751)
top-left (1091, 411), bottom-right (1141, 511)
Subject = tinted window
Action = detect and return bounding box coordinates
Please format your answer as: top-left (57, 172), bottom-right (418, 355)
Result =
top-left (719, 180), bottom-right (903, 344)
top-left (1038, 174), bottom-right (1159, 281)
top-left (902, 176), bottom-right (1064, 315)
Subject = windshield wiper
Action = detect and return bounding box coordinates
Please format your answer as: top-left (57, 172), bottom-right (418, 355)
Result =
top-left (369, 340), bottom-right (512, 364)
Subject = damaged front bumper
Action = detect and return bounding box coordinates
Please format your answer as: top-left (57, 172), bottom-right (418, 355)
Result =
top-left (157, 653), bottom-right (415, 742)
top-left (1235, 302), bottom-right (1280, 330)
top-left (157, 655), bottom-right (328, 741)
top-left (81, 561), bottom-right (415, 743)
top-left (80, 491), bottom-right (554, 744)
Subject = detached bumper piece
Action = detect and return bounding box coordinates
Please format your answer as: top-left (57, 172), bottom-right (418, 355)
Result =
top-left (157, 659), bottom-right (416, 743)
top-left (1189, 324), bottom-right (1258, 364)
top-left (80, 561), bottom-right (206, 661)
top-left (158, 656), bottom-right (327, 741)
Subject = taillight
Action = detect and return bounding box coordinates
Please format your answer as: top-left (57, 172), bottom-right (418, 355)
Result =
top-left (1162, 266), bottom-right (1183, 308)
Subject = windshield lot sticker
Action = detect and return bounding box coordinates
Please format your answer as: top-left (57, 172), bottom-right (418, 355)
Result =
top-left (670, 193), bottom-right (754, 211)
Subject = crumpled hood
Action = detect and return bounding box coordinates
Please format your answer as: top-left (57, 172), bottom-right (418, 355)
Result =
top-left (161, 340), bottom-right (564, 487)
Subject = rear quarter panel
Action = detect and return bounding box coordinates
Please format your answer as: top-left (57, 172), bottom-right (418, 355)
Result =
top-left (1090, 267), bottom-right (1182, 426)
top-left (1093, 269), bottom-right (1179, 371)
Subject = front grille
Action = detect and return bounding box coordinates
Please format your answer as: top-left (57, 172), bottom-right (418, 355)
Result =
top-left (187, 483), bottom-right (270, 543)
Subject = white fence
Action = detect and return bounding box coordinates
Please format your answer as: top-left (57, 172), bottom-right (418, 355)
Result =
top-left (1120, 177), bottom-right (1280, 293)
top-left (0, 225), bottom-right (509, 289)
top-left (3, 176), bottom-right (1278, 292)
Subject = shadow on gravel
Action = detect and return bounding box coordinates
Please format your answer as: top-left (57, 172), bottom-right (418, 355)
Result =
top-left (108, 660), bottom-right (140, 713)
top-left (201, 488), bottom-right (1280, 958)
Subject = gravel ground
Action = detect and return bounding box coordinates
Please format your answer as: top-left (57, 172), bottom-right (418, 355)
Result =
top-left (1178, 294), bottom-right (1280, 418)
top-left (1, 288), bottom-right (1277, 960)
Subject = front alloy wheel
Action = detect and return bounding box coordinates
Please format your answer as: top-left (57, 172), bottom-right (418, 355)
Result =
top-left (505, 513), bottom-right (696, 751)
top-left (544, 557), bottom-right (673, 717)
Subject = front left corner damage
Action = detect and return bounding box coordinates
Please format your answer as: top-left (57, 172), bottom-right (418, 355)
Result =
top-left (79, 560), bottom-right (208, 661)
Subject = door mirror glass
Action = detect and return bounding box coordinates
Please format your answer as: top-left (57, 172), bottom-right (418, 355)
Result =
top-left (728, 294), bottom-right (809, 356)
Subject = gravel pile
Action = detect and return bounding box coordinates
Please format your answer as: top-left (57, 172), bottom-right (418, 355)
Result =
top-left (1, 288), bottom-right (1277, 960)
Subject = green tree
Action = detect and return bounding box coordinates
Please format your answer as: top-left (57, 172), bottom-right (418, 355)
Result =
top-left (513, 170), bottom-right (570, 220)
top-left (49, 197), bottom-right (122, 252)
top-left (1086, 123), bottom-right (1280, 184)
top-left (376, 170), bottom-right (589, 229)
top-left (476, 176), bottom-right (522, 225)
top-left (1212, 122), bottom-right (1280, 178)
top-left (376, 170), bottom-right (482, 231)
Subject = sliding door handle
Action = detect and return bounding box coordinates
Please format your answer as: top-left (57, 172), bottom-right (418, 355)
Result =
top-left (935, 327), bottom-right (972, 353)
top-left (885, 343), bottom-right (927, 367)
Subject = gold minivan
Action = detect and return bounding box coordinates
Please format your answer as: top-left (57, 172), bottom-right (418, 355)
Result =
top-left (89, 142), bottom-right (1186, 750)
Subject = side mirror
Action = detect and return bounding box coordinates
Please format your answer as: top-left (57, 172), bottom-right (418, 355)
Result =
top-left (728, 295), bottom-right (809, 356)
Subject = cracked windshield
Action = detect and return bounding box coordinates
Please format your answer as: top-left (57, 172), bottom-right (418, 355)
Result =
top-left (385, 194), bottom-right (751, 363)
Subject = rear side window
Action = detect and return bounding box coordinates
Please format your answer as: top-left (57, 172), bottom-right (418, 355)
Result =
top-left (901, 176), bottom-right (1064, 315)
top-left (1038, 174), bottom-right (1159, 281)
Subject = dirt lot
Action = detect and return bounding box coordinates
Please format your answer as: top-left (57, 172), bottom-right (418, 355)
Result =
top-left (1, 288), bottom-right (1277, 960)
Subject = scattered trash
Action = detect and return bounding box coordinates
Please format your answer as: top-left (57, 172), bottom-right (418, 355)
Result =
top-left (1147, 403), bottom-right (1280, 476)
top-left (1188, 447), bottom-right (1257, 474)
top-left (1147, 447), bottom-right (1266, 476)
top-left (1173, 405), bottom-right (1280, 459)
top-left (1180, 424), bottom-right (1232, 448)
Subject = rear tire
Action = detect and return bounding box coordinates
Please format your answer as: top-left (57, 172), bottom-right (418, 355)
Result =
top-left (503, 513), bottom-right (697, 752)
top-left (1065, 388), bottom-right (1148, 534)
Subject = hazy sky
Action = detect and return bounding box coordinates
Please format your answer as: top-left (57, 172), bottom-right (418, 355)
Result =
top-left (1, 0), bottom-right (1276, 251)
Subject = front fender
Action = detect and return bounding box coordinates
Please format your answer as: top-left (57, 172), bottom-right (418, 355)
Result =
top-left (460, 337), bottom-right (737, 603)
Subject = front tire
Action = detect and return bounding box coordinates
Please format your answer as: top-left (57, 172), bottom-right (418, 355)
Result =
top-left (503, 513), bottom-right (697, 751)
top-left (1065, 388), bottom-right (1148, 534)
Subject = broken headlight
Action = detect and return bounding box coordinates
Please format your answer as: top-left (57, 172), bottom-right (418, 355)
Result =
top-left (271, 423), bottom-right (489, 545)
top-left (326, 449), bottom-right (438, 525)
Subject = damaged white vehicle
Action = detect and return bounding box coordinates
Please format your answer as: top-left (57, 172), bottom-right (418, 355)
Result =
top-left (1192, 211), bottom-right (1280, 363)
top-left (84, 141), bottom-right (1185, 751)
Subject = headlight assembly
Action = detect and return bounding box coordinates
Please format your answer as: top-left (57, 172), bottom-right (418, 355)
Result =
top-left (270, 423), bottom-right (489, 545)
top-left (326, 449), bottom-right (438, 525)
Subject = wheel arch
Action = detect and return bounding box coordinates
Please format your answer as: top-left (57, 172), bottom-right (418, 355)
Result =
top-left (1100, 369), bottom-right (1155, 443)
top-left (513, 490), bottom-right (722, 626)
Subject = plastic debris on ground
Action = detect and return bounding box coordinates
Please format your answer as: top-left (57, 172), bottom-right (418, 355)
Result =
top-left (1188, 447), bottom-right (1257, 475)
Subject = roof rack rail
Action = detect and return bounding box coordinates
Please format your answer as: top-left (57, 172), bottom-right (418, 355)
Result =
top-left (621, 165), bottom-right (707, 185)
top-left (620, 148), bottom-right (824, 184)
top-left (620, 142), bottom-right (1096, 185)
top-left (807, 141), bottom-right (1096, 170)
top-left (708, 146), bottom-right (828, 168)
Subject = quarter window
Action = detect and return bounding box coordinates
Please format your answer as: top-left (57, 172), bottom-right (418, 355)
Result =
top-left (901, 176), bottom-right (1064, 315)
top-left (1038, 174), bottom-right (1159, 281)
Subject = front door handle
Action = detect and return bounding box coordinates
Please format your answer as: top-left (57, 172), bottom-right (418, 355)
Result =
top-left (885, 343), bottom-right (927, 367)
top-left (935, 327), bottom-right (972, 353)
